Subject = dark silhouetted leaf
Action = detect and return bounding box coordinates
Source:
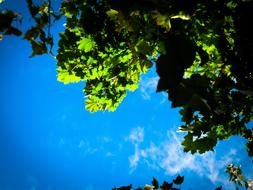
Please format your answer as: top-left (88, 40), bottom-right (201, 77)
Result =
top-left (112, 184), bottom-right (132, 190)
top-left (30, 40), bottom-right (47, 57)
top-left (26, 0), bottom-right (39, 17)
top-left (4, 26), bottom-right (22, 36)
top-left (173, 175), bottom-right (184, 185)
top-left (24, 27), bottom-right (40, 40)
top-left (152, 177), bottom-right (159, 189)
top-left (215, 186), bottom-right (222, 190)
top-left (160, 181), bottom-right (173, 190)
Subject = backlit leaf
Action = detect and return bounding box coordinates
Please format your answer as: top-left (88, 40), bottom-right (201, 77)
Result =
top-left (77, 36), bottom-right (96, 52)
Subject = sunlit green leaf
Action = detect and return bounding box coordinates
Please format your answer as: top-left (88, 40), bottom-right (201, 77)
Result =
top-left (106, 9), bottom-right (118, 18)
top-left (171, 11), bottom-right (190, 20)
top-left (77, 36), bottom-right (96, 52)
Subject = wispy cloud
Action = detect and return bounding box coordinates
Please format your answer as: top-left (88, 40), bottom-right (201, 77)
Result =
top-left (105, 151), bottom-right (115, 157)
top-left (78, 139), bottom-right (87, 149)
top-left (99, 136), bottom-right (111, 143)
top-left (128, 129), bottom-right (238, 184)
top-left (84, 185), bottom-right (94, 190)
top-left (26, 175), bottom-right (38, 190)
top-left (78, 139), bottom-right (98, 155)
top-left (139, 77), bottom-right (159, 100)
top-left (126, 127), bottom-right (145, 172)
top-left (139, 76), bottom-right (168, 104)
top-left (126, 126), bottom-right (144, 144)
top-left (129, 144), bottom-right (140, 170)
top-left (159, 93), bottom-right (168, 105)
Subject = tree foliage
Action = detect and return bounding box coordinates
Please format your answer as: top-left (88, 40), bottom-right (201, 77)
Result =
top-left (112, 170), bottom-right (253, 189)
top-left (57, 0), bottom-right (158, 112)
top-left (226, 164), bottom-right (253, 189)
top-left (1, 0), bottom-right (253, 176)
top-left (112, 176), bottom-right (185, 190)
top-left (111, 174), bottom-right (252, 190)
top-left (0, 0), bottom-right (22, 40)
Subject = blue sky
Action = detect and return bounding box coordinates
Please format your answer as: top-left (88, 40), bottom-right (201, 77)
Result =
top-left (0, 1), bottom-right (252, 190)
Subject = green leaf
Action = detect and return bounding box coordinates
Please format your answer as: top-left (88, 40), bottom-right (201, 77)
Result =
top-left (85, 98), bottom-right (99, 112)
top-left (135, 39), bottom-right (152, 55)
top-left (226, 1), bottom-right (237, 9)
top-left (77, 36), bottom-right (96, 52)
top-left (24, 27), bottom-right (40, 40)
top-left (106, 9), bottom-right (118, 18)
top-left (152, 11), bottom-right (171, 31)
top-left (182, 133), bottom-right (217, 154)
top-left (57, 67), bottom-right (82, 84)
top-left (87, 56), bottom-right (97, 65)
top-left (170, 11), bottom-right (190, 20)
top-left (30, 40), bottom-right (47, 57)
top-left (96, 82), bottom-right (103, 91)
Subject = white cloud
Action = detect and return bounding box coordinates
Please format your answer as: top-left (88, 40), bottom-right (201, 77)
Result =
top-left (127, 127), bottom-right (145, 173)
top-left (99, 136), bottom-right (111, 143)
top-left (78, 139), bottom-right (86, 148)
top-left (139, 76), bottom-right (168, 104)
top-left (59, 137), bottom-right (65, 147)
top-left (128, 130), bottom-right (238, 184)
top-left (159, 93), bottom-right (168, 105)
top-left (129, 144), bottom-right (140, 171)
top-left (139, 77), bottom-right (159, 100)
top-left (105, 151), bottom-right (115, 157)
top-left (26, 175), bottom-right (38, 190)
top-left (127, 126), bottom-right (144, 144)
top-left (78, 139), bottom-right (98, 155)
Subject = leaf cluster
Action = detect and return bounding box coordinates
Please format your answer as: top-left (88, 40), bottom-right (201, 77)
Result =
top-left (152, 0), bottom-right (253, 155)
top-left (0, 8), bottom-right (22, 40)
top-left (56, 0), bottom-right (158, 112)
top-left (112, 175), bottom-right (227, 190)
top-left (226, 164), bottom-right (253, 189)
top-left (24, 0), bottom-right (61, 57)
top-left (112, 176), bottom-right (184, 190)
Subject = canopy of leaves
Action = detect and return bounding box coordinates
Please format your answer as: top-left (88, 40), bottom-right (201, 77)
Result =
top-left (112, 175), bottom-right (231, 190)
top-left (226, 164), bottom-right (253, 189)
top-left (56, 0), bottom-right (158, 112)
top-left (1, 0), bottom-right (253, 159)
top-left (112, 176), bottom-right (184, 190)
top-left (55, 0), bottom-right (253, 156)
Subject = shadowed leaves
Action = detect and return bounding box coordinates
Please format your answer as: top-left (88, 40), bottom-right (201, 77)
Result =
top-left (172, 175), bottom-right (184, 185)
top-left (0, 10), bottom-right (22, 39)
top-left (112, 175), bottom-right (226, 190)
top-left (24, 0), bottom-right (61, 56)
